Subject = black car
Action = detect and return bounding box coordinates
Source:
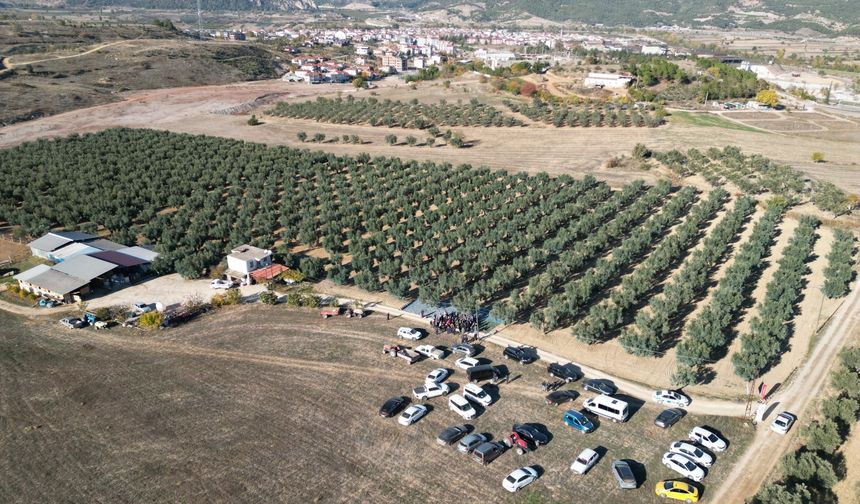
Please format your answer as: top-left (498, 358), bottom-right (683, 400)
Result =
top-left (583, 379), bottom-right (618, 396)
top-left (451, 343), bottom-right (477, 357)
top-left (378, 396), bottom-right (409, 417)
top-left (436, 424), bottom-right (471, 446)
top-left (503, 345), bottom-right (538, 364)
top-left (547, 362), bottom-right (581, 382)
top-left (512, 423), bottom-right (549, 445)
top-left (545, 390), bottom-right (579, 406)
top-left (654, 408), bottom-right (686, 429)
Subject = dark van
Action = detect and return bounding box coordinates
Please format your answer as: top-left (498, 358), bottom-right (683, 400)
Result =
top-left (471, 441), bottom-right (505, 465)
top-left (466, 364), bottom-right (498, 383)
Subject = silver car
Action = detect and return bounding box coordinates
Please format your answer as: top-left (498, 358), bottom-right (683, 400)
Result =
top-left (457, 433), bottom-right (487, 453)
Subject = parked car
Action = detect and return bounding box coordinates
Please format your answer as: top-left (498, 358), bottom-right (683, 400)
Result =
top-left (653, 390), bottom-right (691, 408)
top-left (669, 441), bottom-right (714, 467)
top-left (611, 460), bottom-right (637, 489)
top-left (570, 448), bottom-right (600, 475)
top-left (689, 426), bottom-right (727, 452)
top-left (378, 396), bottom-right (409, 418)
top-left (398, 404), bottom-right (428, 426)
top-left (425, 368), bottom-right (449, 384)
top-left (583, 379), bottom-right (618, 395)
top-left (655, 480), bottom-right (700, 502)
top-left (503, 345), bottom-right (538, 364)
top-left (466, 364), bottom-right (499, 383)
top-left (545, 390), bottom-right (578, 406)
top-left (655, 408), bottom-right (687, 429)
top-left (502, 466), bottom-right (538, 492)
top-left (448, 394), bottom-right (477, 420)
top-left (472, 441), bottom-right (506, 465)
top-left (436, 425), bottom-right (471, 446)
top-left (415, 345), bottom-right (444, 360)
top-left (771, 412), bottom-right (797, 434)
top-left (563, 409), bottom-right (595, 433)
top-left (131, 302), bottom-right (153, 315)
top-left (397, 327), bottom-right (423, 341)
top-left (451, 343), bottom-right (476, 356)
top-left (458, 433), bottom-right (487, 454)
top-left (547, 362), bottom-right (581, 382)
top-left (210, 279), bottom-right (234, 289)
top-left (59, 316), bottom-right (85, 329)
top-left (455, 357), bottom-right (480, 370)
top-left (412, 382), bottom-right (451, 400)
top-left (662, 452), bottom-right (705, 482)
top-left (512, 423), bottom-right (548, 445)
top-left (463, 383), bottom-right (492, 407)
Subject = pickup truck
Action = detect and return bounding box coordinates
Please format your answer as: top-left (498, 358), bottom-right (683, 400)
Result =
top-left (382, 344), bottom-right (420, 364)
top-left (415, 345), bottom-right (445, 360)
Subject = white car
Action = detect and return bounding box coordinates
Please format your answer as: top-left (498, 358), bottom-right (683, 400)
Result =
top-left (131, 302), bottom-right (153, 315)
top-left (653, 390), bottom-right (691, 408)
top-left (210, 279), bottom-right (234, 289)
top-left (397, 327), bottom-right (423, 341)
top-left (448, 394), bottom-right (477, 420)
top-left (412, 382), bottom-right (451, 400)
top-left (570, 448), bottom-right (599, 475)
top-left (689, 426), bottom-right (727, 452)
top-left (426, 368), bottom-right (450, 384)
top-left (463, 383), bottom-right (492, 407)
top-left (771, 412), bottom-right (796, 434)
top-left (669, 441), bottom-right (714, 467)
top-left (415, 345), bottom-right (444, 360)
top-left (662, 451), bottom-right (705, 482)
top-left (502, 466), bottom-right (539, 492)
top-left (455, 357), bottom-right (480, 370)
top-left (398, 404), bottom-right (428, 426)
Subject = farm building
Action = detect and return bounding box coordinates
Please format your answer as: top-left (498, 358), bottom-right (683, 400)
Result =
top-left (584, 72), bottom-right (634, 89)
top-left (15, 232), bottom-right (160, 303)
top-left (225, 244), bottom-right (275, 285)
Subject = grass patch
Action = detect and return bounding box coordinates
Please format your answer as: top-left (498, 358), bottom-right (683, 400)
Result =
top-left (670, 111), bottom-right (765, 132)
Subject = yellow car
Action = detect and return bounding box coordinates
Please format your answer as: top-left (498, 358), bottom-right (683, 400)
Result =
top-left (655, 480), bottom-right (699, 502)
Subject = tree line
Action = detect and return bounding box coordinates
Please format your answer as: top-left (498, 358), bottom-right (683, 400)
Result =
top-left (505, 98), bottom-right (663, 128)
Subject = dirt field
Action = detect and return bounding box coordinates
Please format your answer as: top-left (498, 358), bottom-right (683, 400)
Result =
top-left (0, 237), bottom-right (29, 263)
top-left (1, 78), bottom-right (860, 193)
top-left (0, 306), bottom-right (753, 503)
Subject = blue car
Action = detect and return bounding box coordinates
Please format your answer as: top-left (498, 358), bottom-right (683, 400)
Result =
top-left (564, 409), bottom-right (595, 433)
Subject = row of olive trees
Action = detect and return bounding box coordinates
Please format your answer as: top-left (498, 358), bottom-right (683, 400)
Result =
top-left (670, 205), bottom-right (785, 386)
top-left (505, 99), bottom-right (664, 128)
top-left (573, 188), bottom-right (728, 344)
top-left (619, 196), bottom-right (756, 357)
top-left (732, 215), bottom-right (819, 381)
top-left (751, 348), bottom-right (860, 504)
top-left (822, 229), bottom-right (857, 298)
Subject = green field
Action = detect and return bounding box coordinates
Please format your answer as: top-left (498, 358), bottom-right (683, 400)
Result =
top-left (669, 112), bottom-right (765, 133)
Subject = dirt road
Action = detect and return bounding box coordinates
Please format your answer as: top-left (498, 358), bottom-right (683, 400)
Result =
top-left (707, 280), bottom-right (860, 503)
top-left (4, 40), bottom-right (135, 68)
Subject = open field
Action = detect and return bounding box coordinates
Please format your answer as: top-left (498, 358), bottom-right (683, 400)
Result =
top-left (1, 77), bottom-right (859, 193)
top-left (0, 305), bottom-right (753, 503)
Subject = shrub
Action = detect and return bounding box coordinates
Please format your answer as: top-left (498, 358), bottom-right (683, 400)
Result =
top-left (224, 288), bottom-right (241, 305)
top-left (811, 151), bottom-right (825, 163)
top-left (259, 290), bottom-right (278, 305)
top-left (247, 115), bottom-right (260, 126)
top-left (296, 131), bottom-right (307, 142)
top-left (139, 311), bottom-right (164, 330)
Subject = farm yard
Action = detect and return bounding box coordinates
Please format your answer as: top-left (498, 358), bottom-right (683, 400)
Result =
top-left (0, 128), bottom-right (854, 400)
top-left (0, 306), bottom-right (754, 503)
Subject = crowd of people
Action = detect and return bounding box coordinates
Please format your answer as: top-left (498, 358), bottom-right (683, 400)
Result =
top-left (427, 311), bottom-right (479, 336)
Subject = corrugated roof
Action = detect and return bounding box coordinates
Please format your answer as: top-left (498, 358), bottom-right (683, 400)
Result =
top-left (53, 231), bottom-right (97, 242)
top-left (250, 264), bottom-right (289, 281)
top-left (52, 243), bottom-right (101, 261)
top-left (26, 269), bottom-right (90, 295)
top-left (87, 238), bottom-right (126, 252)
top-left (52, 255), bottom-right (117, 281)
top-left (88, 250), bottom-right (148, 268)
top-left (116, 246), bottom-right (159, 263)
top-left (13, 264), bottom-right (52, 282)
top-left (28, 233), bottom-right (74, 253)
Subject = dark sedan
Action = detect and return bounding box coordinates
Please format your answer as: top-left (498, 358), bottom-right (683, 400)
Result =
top-left (503, 345), bottom-right (538, 364)
top-left (513, 423), bottom-right (549, 445)
top-left (545, 390), bottom-right (579, 406)
top-left (436, 424), bottom-right (471, 445)
top-left (548, 362), bottom-right (581, 382)
top-left (654, 408), bottom-right (686, 429)
top-left (583, 378), bottom-right (618, 396)
top-left (378, 396), bottom-right (409, 418)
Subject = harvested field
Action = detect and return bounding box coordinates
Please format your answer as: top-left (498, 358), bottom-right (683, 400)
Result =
top-left (743, 120), bottom-right (824, 131)
top-left (722, 111), bottom-right (782, 120)
top-left (0, 306), bottom-right (753, 503)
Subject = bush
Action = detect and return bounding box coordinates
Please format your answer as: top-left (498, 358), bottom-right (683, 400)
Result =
top-left (247, 115), bottom-right (260, 126)
top-left (224, 288), bottom-right (241, 305)
top-left (812, 151), bottom-right (825, 163)
top-left (259, 290), bottom-right (278, 305)
top-left (299, 256), bottom-right (324, 280)
top-left (296, 131), bottom-right (307, 142)
top-left (139, 311), bottom-right (164, 330)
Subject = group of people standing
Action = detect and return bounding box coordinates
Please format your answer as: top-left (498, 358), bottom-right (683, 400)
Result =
top-left (426, 311), bottom-right (479, 337)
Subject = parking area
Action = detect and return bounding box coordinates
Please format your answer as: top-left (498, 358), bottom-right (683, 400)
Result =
top-left (1, 305), bottom-right (753, 503)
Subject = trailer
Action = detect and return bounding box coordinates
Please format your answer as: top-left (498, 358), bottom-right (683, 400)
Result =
top-left (320, 307), bottom-right (341, 318)
top-left (382, 344), bottom-right (420, 364)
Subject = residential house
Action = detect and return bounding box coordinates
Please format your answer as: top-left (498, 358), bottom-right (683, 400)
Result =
top-left (225, 245), bottom-right (274, 285)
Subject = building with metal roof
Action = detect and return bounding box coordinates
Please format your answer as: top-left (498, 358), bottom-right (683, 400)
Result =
top-left (116, 246), bottom-right (160, 263)
top-left (87, 238), bottom-right (127, 252)
top-left (28, 231), bottom-right (97, 260)
top-left (89, 250), bottom-right (149, 268)
top-left (13, 264), bottom-right (52, 283)
top-left (52, 255), bottom-right (118, 281)
top-left (17, 269), bottom-right (90, 302)
top-left (51, 243), bottom-right (102, 263)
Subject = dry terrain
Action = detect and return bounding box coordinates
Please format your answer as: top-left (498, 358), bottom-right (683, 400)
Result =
top-left (0, 306), bottom-right (753, 503)
top-left (2, 77), bottom-right (859, 193)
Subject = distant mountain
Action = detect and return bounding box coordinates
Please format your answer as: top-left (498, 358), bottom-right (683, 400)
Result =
top-left (65, 0), bottom-right (317, 10)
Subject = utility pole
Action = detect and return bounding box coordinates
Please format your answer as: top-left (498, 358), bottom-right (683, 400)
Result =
top-left (197, 0), bottom-right (203, 40)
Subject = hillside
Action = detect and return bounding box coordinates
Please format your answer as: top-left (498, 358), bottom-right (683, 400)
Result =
top-left (65, 0), bottom-right (317, 10)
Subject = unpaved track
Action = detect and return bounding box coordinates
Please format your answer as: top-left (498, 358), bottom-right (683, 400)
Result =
top-left (5, 40), bottom-right (135, 67)
top-left (707, 280), bottom-right (860, 503)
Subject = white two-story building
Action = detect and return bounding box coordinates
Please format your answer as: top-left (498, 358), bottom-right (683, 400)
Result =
top-left (225, 244), bottom-right (273, 285)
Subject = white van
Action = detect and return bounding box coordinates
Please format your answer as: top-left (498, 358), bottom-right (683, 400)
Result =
top-left (583, 395), bottom-right (629, 423)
